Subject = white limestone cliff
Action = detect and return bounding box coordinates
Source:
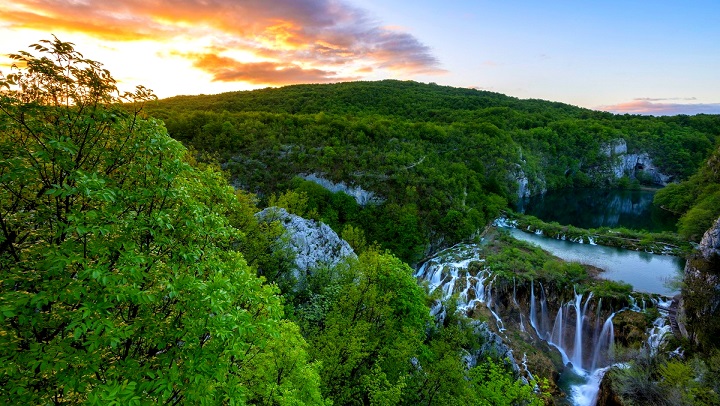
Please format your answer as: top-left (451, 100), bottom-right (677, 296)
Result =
top-left (301, 173), bottom-right (384, 206)
top-left (256, 207), bottom-right (356, 274)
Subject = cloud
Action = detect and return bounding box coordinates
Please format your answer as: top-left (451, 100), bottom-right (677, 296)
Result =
top-left (633, 97), bottom-right (698, 102)
top-left (597, 100), bottom-right (720, 116)
top-left (187, 53), bottom-right (356, 84)
top-left (0, 0), bottom-right (443, 84)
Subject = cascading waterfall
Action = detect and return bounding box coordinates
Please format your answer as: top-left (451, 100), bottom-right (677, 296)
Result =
top-left (530, 280), bottom-right (538, 331)
top-left (486, 276), bottom-right (495, 308)
top-left (573, 291), bottom-right (584, 369)
top-left (540, 282), bottom-right (550, 335)
top-left (647, 317), bottom-right (672, 356)
top-left (551, 305), bottom-right (564, 349)
top-left (415, 244), bottom-right (627, 406)
top-left (591, 313), bottom-right (615, 371)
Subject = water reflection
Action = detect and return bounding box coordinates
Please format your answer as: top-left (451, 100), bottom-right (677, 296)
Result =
top-left (505, 228), bottom-right (683, 296)
top-left (517, 189), bottom-right (678, 233)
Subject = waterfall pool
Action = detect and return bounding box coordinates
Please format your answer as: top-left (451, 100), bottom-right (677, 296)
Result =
top-left (503, 227), bottom-right (683, 296)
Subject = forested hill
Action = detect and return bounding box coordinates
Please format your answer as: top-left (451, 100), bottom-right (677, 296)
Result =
top-left (151, 79), bottom-right (720, 132)
top-left (147, 80), bottom-right (720, 262)
top-left (152, 80), bottom-right (586, 119)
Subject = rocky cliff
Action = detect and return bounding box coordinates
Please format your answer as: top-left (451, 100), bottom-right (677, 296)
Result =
top-left (256, 207), bottom-right (356, 274)
top-left (699, 216), bottom-right (720, 260)
top-left (602, 139), bottom-right (671, 186)
top-left (513, 165), bottom-right (547, 199)
top-left (514, 138), bottom-right (671, 199)
top-left (301, 173), bottom-right (384, 206)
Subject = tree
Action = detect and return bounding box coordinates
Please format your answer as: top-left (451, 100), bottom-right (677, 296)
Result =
top-left (301, 250), bottom-right (431, 404)
top-left (0, 37), bottom-right (324, 404)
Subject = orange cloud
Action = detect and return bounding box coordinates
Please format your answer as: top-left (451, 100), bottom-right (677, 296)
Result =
top-left (187, 53), bottom-right (356, 85)
top-left (0, 0), bottom-right (443, 84)
top-left (597, 100), bottom-right (720, 116)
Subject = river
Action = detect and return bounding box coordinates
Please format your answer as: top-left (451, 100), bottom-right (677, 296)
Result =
top-left (504, 228), bottom-right (683, 296)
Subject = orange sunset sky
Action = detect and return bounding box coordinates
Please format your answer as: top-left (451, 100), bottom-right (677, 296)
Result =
top-left (1, 0), bottom-right (719, 115)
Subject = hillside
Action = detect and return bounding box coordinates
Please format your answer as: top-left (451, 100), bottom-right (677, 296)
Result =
top-left (656, 143), bottom-right (720, 240)
top-left (147, 80), bottom-right (720, 261)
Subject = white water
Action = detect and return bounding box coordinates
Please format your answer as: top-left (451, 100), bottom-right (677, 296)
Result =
top-left (572, 291), bottom-right (584, 369)
top-left (415, 242), bottom-right (672, 406)
top-left (591, 314), bottom-right (615, 371)
top-left (572, 366), bottom-right (611, 406)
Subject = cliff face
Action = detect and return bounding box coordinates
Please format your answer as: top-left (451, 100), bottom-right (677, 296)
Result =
top-left (679, 216), bottom-right (720, 349)
top-left (602, 139), bottom-right (671, 186)
top-left (515, 138), bottom-right (671, 199)
top-left (257, 207), bottom-right (356, 274)
top-left (699, 216), bottom-right (720, 260)
top-left (513, 165), bottom-right (547, 199)
top-left (301, 173), bottom-right (384, 206)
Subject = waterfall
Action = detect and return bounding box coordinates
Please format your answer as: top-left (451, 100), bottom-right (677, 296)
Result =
top-left (550, 305), bottom-right (564, 349)
top-left (474, 271), bottom-right (487, 303)
top-left (627, 295), bottom-right (641, 312)
top-left (486, 276), bottom-right (495, 308)
top-left (647, 317), bottom-right (672, 356)
top-left (414, 244), bottom-right (627, 406)
top-left (572, 291), bottom-right (584, 369)
top-left (530, 280), bottom-right (538, 332)
top-left (490, 308), bottom-right (505, 332)
top-left (591, 313), bottom-right (615, 370)
top-left (540, 282), bottom-right (550, 335)
top-left (442, 276), bottom-right (455, 297)
top-left (430, 300), bottom-right (446, 324)
top-left (459, 276), bottom-right (470, 306)
top-left (521, 353), bottom-right (535, 382)
top-left (582, 292), bottom-right (594, 320)
top-left (572, 366), bottom-right (612, 406)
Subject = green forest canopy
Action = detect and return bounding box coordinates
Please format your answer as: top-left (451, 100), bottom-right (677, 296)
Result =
top-left (146, 80), bottom-right (720, 260)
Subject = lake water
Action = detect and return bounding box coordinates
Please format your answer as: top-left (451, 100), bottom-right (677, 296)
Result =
top-left (517, 189), bottom-right (678, 233)
top-left (505, 227), bottom-right (683, 296)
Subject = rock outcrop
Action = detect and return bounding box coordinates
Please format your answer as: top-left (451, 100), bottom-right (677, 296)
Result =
top-left (602, 139), bottom-right (671, 185)
top-left (464, 321), bottom-right (520, 373)
top-left (256, 207), bottom-right (356, 274)
top-left (680, 215), bottom-right (720, 350)
top-left (699, 216), bottom-right (720, 260)
top-left (596, 369), bottom-right (626, 406)
top-left (301, 173), bottom-right (384, 206)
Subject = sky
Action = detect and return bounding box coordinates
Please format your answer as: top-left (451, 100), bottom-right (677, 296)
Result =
top-left (1, 0), bottom-right (719, 116)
